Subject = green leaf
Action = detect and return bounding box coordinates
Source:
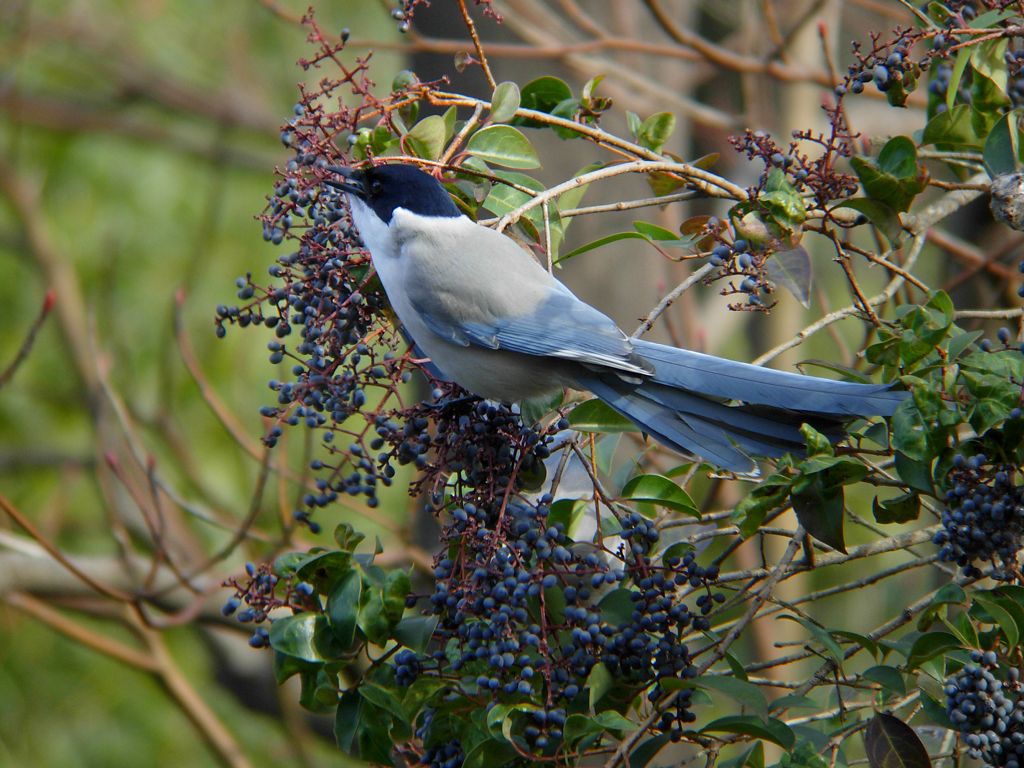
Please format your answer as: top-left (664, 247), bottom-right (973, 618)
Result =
top-left (383, 569), bottom-right (411, 624)
top-left (720, 742), bottom-right (766, 768)
top-left (620, 473), bottom-right (700, 517)
top-left (893, 452), bottom-right (934, 496)
top-left (637, 112), bottom-right (676, 152)
top-left (850, 137), bottom-right (929, 213)
top-left (872, 492), bottom-right (920, 524)
top-left (392, 614), bottom-right (439, 654)
top-left (833, 198), bottom-right (903, 245)
top-left (462, 737), bottom-right (517, 768)
top-left (765, 246), bottom-right (812, 308)
top-left (489, 81), bottom-right (521, 123)
top-left (598, 589), bottom-right (636, 626)
top-left (633, 221), bottom-right (680, 240)
top-left (594, 710), bottom-right (636, 732)
top-left (405, 115), bottom-right (447, 161)
top-left (943, 609), bottom-right (979, 649)
top-left (791, 484), bottom-right (846, 554)
top-left (359, 682), bottom-right (410, 726)
top-left (357, 704), bottom-right (396, 767)
top-left (768, 695), bottom-right (820, 714)
top-left (701, 716), bottom-right (796, 752)
top-left (465, 125), bottom-right (540, 169)
top-left (919, 689), bottom-right (956, 730)
top-left (548, 498), bottom-right (589, 540)
top-left (629, 734), bottom-right (672, 768)
top-left (984, 109), bottom-right (1024, 177)
top-left (863, 712), bottom-right (931, 768)
top-left (272, 650), bottom-right (320, 685)
top-left (568, 398), bottom-right (639, 432)
top-left (334, 523), bottom-right (365, 552)
top-left (947, 48), bottom-right (971, 113)
top-left (587, 662), bottom-right (614, 709)
top-left (357, 583), bottom-right (391, 648)
top-left (327, 569), bottom-right (362, 648)
top-left (971, 39), bottom-right (1009, 96)
top-left (294, 550), bottom-right (352, 592)
top-left (922, 104), bottom-right (987, 149)
top-left (270, 612), bottom-right (347, 662)
top-left (832, 630), bottom-right (879, 660)
top-left (861, 665), bottom-right (906, 697)
top-left (401, 677), bottom-right (447, 722)
top-left (906, 631), bottom-right (962, 669)
top-left (564, 714), bottom-right (604, 745)
top-left (334, 690), bottom-right (363, 752)
top-left (972, 595), bottom-right (1020, 647)
top-left (513, 77), bottom-right (573, 121)
top-left (661, 675), bottom-right (768, 722)
top-left (556, 231), bottom-right (655, 263)
top-left (732, 475), bottom-right (793, 538)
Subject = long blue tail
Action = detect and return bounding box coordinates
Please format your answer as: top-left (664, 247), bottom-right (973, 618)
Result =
top-left (577, 340), bottom-right (907, 474)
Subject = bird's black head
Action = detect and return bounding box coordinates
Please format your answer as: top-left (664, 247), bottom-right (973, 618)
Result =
top-left (326, 164), bottom-right (462, 224)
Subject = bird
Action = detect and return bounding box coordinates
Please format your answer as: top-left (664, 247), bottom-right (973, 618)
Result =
top-left (324, 162), bottom-right (906, 475)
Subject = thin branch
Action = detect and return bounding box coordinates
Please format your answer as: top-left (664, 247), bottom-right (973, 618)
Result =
top-left (0, 287), bottom-right (54, 388)
top-left (456, 0), bottom-right (497, 89)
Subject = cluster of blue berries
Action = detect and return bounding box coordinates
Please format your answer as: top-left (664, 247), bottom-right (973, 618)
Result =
top-left (378, 397), bottom-right (563, 497)
top-left (391, 483), bottom-right (728, 751)
top-left (945, 649), bottom-right (1024, 768)
top-left (934, 455), bottom-right (1024, 580)
top-left (222, 562), bottom-right (317, 649)
top-left (416, 709), bottom-right (463, 768)
top-left (838, 48), bottom-right (910, 96)
top-left (708, 238), bottom-right (775, 310)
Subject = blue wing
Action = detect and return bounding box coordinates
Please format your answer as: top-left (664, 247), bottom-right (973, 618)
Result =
top-left (410, 286), bottom-right (652, 377)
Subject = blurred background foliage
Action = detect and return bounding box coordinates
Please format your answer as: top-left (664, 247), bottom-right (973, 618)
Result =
top-left (0, 0), bottom-right (1019, 767)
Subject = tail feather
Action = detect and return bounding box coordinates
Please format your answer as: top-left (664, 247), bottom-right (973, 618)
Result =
top-left (631, 339), bottom-right (905, 417)
top-left (581, 378), bottom-right (756, 472)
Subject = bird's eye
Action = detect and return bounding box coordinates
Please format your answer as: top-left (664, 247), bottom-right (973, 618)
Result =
top-left (370, 180), bottom-right (383, 195)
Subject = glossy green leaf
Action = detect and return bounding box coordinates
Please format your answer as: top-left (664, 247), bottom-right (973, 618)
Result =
top-left (465, 125), bottom-right (540, 169)
top-left (513, 76), bottom-right (573, 121)
top-left (833, 198), bottom-right (903, 244)
top-left (701, 715), bottom-right (795, 752)
top-left (620, 473), bottom-right (700, 517)
top-left (861, 665), bottom-right (906, 697)
top-left (548, 498), bottom-right (589, 539)
top-left (906, 631), bottom-right (962, 669)
top-left (270, 612), bottom-right (347, 662)
top-left (383, 569), bottom-right (411, 624)
top-left (594, 710), bottom-right (635, 732)
top-left (943, 609), bottom-right (979, 649)
top-left (598, 589), bottom-right (636, 626)
top-left (984, 108), bottom-right (1024, 176)
top-left (629, 734), bottom-right (672, 768)
top-left (327, 569), bottom-right (362, 648)
top-left (864, 712), bottom-right (931, 768)
top-left (556, 231), bottom-right (655, 263)
top-left (586, 662), bottom-right (613, 709)
top-left (393, 614), bottom-right (439, 654)
top-left (947, 48), bottom-right (971, 113)
top-left (335, 690), bottom-right (363, 752)
top-left (405, 115), bottom-right (447, 161)
top-left (922, 104), bottom-right (987, 148)
top-left (791, 484), bottom-right (846, 554)
top-left (872, 492), bottom-right (920, 524)
top-left (972, 595), bottom-right (1019, 647)
top-left (568, 398), bottom-right (639, 432)
top-left (768, 695), bottom-right (820, 713)
top-left (919, 689), bottom-right (956, 730)
top-left (636, 112), bottom-right (676, 152)
top-left (489, 81), bottom-right (521, 123)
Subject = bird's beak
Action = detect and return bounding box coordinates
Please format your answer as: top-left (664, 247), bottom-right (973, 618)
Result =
top-left (322, 165), bottom-right (365, 197)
